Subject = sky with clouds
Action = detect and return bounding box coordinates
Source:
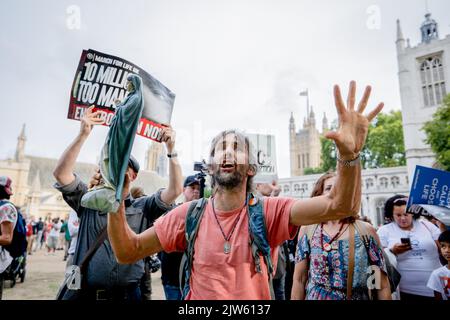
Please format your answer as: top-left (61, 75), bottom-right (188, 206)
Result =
top-left (1, 0), bottom-right (449, 178)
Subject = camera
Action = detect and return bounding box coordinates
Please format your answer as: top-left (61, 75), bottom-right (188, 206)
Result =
top-left (194, 160), bottom-right (208, 173)
top-left (193, 160), bottom-right (207, 198)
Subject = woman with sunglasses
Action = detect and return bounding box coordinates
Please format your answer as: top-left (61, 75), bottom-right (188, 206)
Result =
top-left (377, 195), bottom-right (442, 300)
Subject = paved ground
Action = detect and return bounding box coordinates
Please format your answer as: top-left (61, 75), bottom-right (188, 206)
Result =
top-left (2, 249), bottom-right (165, 300)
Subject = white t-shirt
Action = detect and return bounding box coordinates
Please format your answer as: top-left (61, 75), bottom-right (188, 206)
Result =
top-left (377, 219), bottom-right (442, 297)
top-left (427, 265), bottom-right (450, 300)
top-left (0, 201), bottom-right (18, 273)
top-left (67, 210), bottom-right (79, 255)
top-left (49, 221), bottom-right (62, 237)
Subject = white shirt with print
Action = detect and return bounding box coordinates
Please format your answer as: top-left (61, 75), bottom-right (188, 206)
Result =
top-left (0, 201), bottom-right (18, 273)
top-left (377, 219), bottom-right (442, 297)
top-left (49, 221), bottom-right (62, 238)
top-left (427, 265), bottom-right (450, 300)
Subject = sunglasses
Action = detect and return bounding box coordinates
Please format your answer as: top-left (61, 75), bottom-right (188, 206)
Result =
top-left (393, 197), bottom-right (408, 205)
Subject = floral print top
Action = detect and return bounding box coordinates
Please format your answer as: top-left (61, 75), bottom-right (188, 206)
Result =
top-left (296, 224), bottom-right (387, 300)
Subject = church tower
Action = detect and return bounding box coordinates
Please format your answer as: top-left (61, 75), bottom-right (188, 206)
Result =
top-left (289, 91), bottom-right (323, 176)
top-left (15, 124), bottom-right (26, 162)
top-left (322, 112), bottom-right (329, 134)
top-left (396, 13), bottom-right (450, 178)
top-left (289, 112), bottom-right (298, 176)
top-left (309, 105), bottom-right (316, 128)
top-left (421, 13), bottom-right (439, 43)
top-left (27, 170), bottom-right (42, 217)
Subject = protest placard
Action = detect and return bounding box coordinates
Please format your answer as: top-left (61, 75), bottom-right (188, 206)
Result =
top-left (407, 165), bottom-right (450, 209)
top-left (68, 49), bottom-right (175, 142)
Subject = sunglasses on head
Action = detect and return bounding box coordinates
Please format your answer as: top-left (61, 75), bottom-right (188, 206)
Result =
top-left (393, 197), bottom-right (408, 205)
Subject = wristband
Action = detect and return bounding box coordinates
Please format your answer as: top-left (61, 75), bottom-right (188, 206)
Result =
top-left (337, 153), bottom-right (360, 167)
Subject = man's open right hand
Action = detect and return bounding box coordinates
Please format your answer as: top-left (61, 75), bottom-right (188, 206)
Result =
top-left (80, 105), bottom-right (103, 137)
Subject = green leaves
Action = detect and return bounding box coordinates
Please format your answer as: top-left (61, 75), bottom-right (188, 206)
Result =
top-left (423, 94), bottom-right (450, 171)
top-left (316, 111), bottom-right (406, 173)
top-left (361, 110), bottom-right (406, 169)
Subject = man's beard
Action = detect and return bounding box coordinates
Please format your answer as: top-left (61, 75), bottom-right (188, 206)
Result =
top-left (213, 165), bottom-right (247, 190)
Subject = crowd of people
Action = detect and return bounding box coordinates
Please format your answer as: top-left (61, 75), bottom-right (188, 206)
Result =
top-left (23, 216), bottom-right (72, 257)
top-left (1, 81), bottom-right (449, 301)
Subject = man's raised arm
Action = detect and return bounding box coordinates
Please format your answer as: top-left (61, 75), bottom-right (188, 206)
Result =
top-left (159, 125), bottom-right (184, 205)
top-left (53, 106), bottom-right (103, 186)
top-left (290, 81), bottom-right (384, 226)
top-left (108, 174), bottom-right (163, 264)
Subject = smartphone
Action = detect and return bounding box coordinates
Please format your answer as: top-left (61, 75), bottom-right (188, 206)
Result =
top-left (400, 238), bottom-right (411, 246)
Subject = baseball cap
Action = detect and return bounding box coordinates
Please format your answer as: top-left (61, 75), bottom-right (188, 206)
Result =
top-left (128, 155), bottom-right (140, 173)
top-left (0, 176), bottom-right (13, 195)
top-left (183, 175), bottom-right (199, 188)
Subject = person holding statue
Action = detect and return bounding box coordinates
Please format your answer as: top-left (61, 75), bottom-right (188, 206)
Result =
top-left (53, 73), bottom-right (183, 300)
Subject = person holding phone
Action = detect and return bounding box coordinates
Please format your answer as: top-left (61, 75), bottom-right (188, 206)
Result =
top-left (377, 195), bottom-right (443, 300)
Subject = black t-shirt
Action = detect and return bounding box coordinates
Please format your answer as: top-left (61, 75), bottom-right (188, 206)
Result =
top-left (32, 222), bottom-right (38, 234)
top-left (158, 251), bottom-right (183, 286)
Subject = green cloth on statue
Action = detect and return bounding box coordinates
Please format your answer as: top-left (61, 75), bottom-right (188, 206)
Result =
top-left (81, 74), bottom-right (144, 213)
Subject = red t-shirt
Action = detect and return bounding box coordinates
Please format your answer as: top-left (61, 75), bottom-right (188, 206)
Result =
top-left (154, 197), bottom-right (297, 300)
top-left (26, 223), bottom-right (33, 237)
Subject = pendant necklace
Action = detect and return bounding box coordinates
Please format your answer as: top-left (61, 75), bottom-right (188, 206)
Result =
top-left (320, 222), bottom-right (346, 254)
top-left (211, 198), bottom-right (244, 254)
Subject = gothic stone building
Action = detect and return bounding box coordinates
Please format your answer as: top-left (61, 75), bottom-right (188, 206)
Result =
top-left (283, 13), bottom-right (449, 226)
top-left (396, 13), bottom-right (449, 177)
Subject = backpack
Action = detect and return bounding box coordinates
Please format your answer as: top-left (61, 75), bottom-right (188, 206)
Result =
top-left (179, 194), bottom-right (275, 300)
top-left (0, 200), bottom-right (28, 258)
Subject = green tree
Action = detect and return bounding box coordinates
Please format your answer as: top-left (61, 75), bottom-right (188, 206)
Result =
top-left (304, 128), bottom-right (338, 175)
top-left (303, 167), bottom-right (325, 175)
top-left (319, 111), bottom-right (406, 171)
top-left (203, 187), bottom-right (212, 198)
top-left (319, 136), bottom-right (337, 172)
top-left (423, 94), bottom-right (450, 171)
top-left (361, 110), bottom-right (406, 169)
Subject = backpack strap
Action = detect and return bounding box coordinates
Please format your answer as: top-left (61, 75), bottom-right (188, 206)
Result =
top-left (179, 194), bottom-right (275, 300)
top-left (353, 219), bottom-right (370, 237)
top-left (304, 224), bottom-right (319, 245)
top-left (78, 226), bottom-right (108, 278)
top-left (346, 223), bottom-right (355, 300)
top-left (179, 198), bottom-right (208, 299)
top-left (57, 226), bottom-right (108, 297)
top-left (247, 193), bottom-right (275, 300)
top-left (419, 220), bottom-right (441, 252)
top-left (353, 219), bottom-right (380, 300)
top-left (353, 219), bottom-right (374, 264)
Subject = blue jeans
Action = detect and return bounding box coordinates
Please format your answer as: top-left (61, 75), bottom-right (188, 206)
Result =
top-left (163, 284), bottom-right (182, 300)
